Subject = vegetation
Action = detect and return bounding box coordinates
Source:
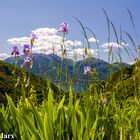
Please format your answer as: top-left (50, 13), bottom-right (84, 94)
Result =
top-left (0, 81), bottom-right (140, 139)
top-left (5, 54), bottom-right (129, 93)
top-left (0, 60), bottom-right (63, 105)
top-left (0, 9), bottom-right (140, 140)
top-left (105, 61), bottom-right (140, 100)
top-left (0, 58), bottom-right (140, 139)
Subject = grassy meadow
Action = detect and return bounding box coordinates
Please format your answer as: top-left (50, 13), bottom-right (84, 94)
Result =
top-left (0, 10), bottom-right (140, 140)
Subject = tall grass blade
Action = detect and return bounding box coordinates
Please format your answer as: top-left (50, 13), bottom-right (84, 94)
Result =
top-left (74, 17), bottom-right (90, 49)
top-left (127, 8), bottom-right (139, 43)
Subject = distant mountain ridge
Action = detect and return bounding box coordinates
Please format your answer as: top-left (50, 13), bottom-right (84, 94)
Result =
top-left (5, 53), bottom-right (130, 92)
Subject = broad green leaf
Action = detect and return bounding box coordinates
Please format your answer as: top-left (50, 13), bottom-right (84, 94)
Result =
top-left (19, 112), bottom-right (40, 140)
top-left (58, 96), bottom-right (65, 110)
top-left (90, 116), bottom-right (98, 139)
top-left (44, 113), bottom-right (54, 140)
top-left (6, 94), bottom-right (17, 125)
top-left (30, 102), bottom-right (45, 139)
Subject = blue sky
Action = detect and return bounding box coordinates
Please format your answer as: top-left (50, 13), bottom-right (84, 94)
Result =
top-left (0, 0), bottom-right (140, 63)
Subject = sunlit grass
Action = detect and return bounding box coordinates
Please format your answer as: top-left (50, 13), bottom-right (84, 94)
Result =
top-left (0, 9), bottom-right (140, 140)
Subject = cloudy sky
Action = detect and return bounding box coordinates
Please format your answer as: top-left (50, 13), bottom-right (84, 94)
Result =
top-left (0, 0), bottom-right (140, 63)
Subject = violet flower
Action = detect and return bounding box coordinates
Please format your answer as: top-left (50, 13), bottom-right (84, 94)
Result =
top-left (30, 32), bottom-right (37, 40)
top-left (83, 66), bottom-right (91, 75)
top-left (11, 46), bottom-right (19, 56)
top-left (30, 32), bottom-right (38, 44)
top-left (23, 44), bottom-right (30, 56)
top-left (24, 56), bottom-right (31, 66)
top-left (103, 98), bottom-right (108, 105)
top-left (59, 22), bottom-right (68, 33)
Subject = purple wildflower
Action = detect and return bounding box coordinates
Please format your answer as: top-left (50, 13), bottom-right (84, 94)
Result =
top-left (24, 56), bottom-right (31, 66)
top-left (103, 98), bottom-right (108, 105)
top-left (83, 66), bottom-right (91, 75)
top-left (30, 32), bottom-right (38, 42)
top-left (59, 22), bottom-right (68, 33)
top-left (23, 44), bottom-right (30, 56)
top-left (30, 32), bottom-right (38, 47)
top-left (11, 46), bottom-right (19, 56)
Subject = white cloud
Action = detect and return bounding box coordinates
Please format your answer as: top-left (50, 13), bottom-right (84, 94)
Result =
top-left (7, 27), bottom-right (99, 61)
top-left (101, 42), bottom-right (128, 48)
top-left (74, 40), bottom-right (83, 46)
top-left (88, 37), bottom-right (99, 43)
top-left (68, 48), bottom-right (97, 60)
top-left (7, 27), bottom-right (84, 59)
top-left (32, 28), bottom-right (58, 36)
top-left (7, 37), bottom-right (30, 46)
top-left (120, 42), bottom-right (129, 47)
top-left (65, 40), bottom-right (81, 47)
top-left (0, 53), bottom-right (10, 60)
top-left (56, 48), bottom-right (97, 60)
top-left (7, 28), bottom-right (62, 54)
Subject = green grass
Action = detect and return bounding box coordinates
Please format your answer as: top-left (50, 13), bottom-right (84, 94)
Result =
top-left (0, 60), bottom-right (63, 105)
top-left (0, 86), bottom-right (140, 140)
top-left (1, 9), bottom-right (140, 140)
top-left (0, 60), bottom-right (140, 139)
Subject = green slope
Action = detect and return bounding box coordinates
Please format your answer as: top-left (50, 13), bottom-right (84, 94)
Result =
top-left (105, 61), bottom-right (140, 99)
top-left (0, 60), bottom-right (63, 105)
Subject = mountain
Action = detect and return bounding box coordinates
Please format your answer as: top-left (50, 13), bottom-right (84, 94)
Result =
top-left (5, 53), bottom-right (129, 92)
top-left (0, 60), bottom-right (63, 105)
